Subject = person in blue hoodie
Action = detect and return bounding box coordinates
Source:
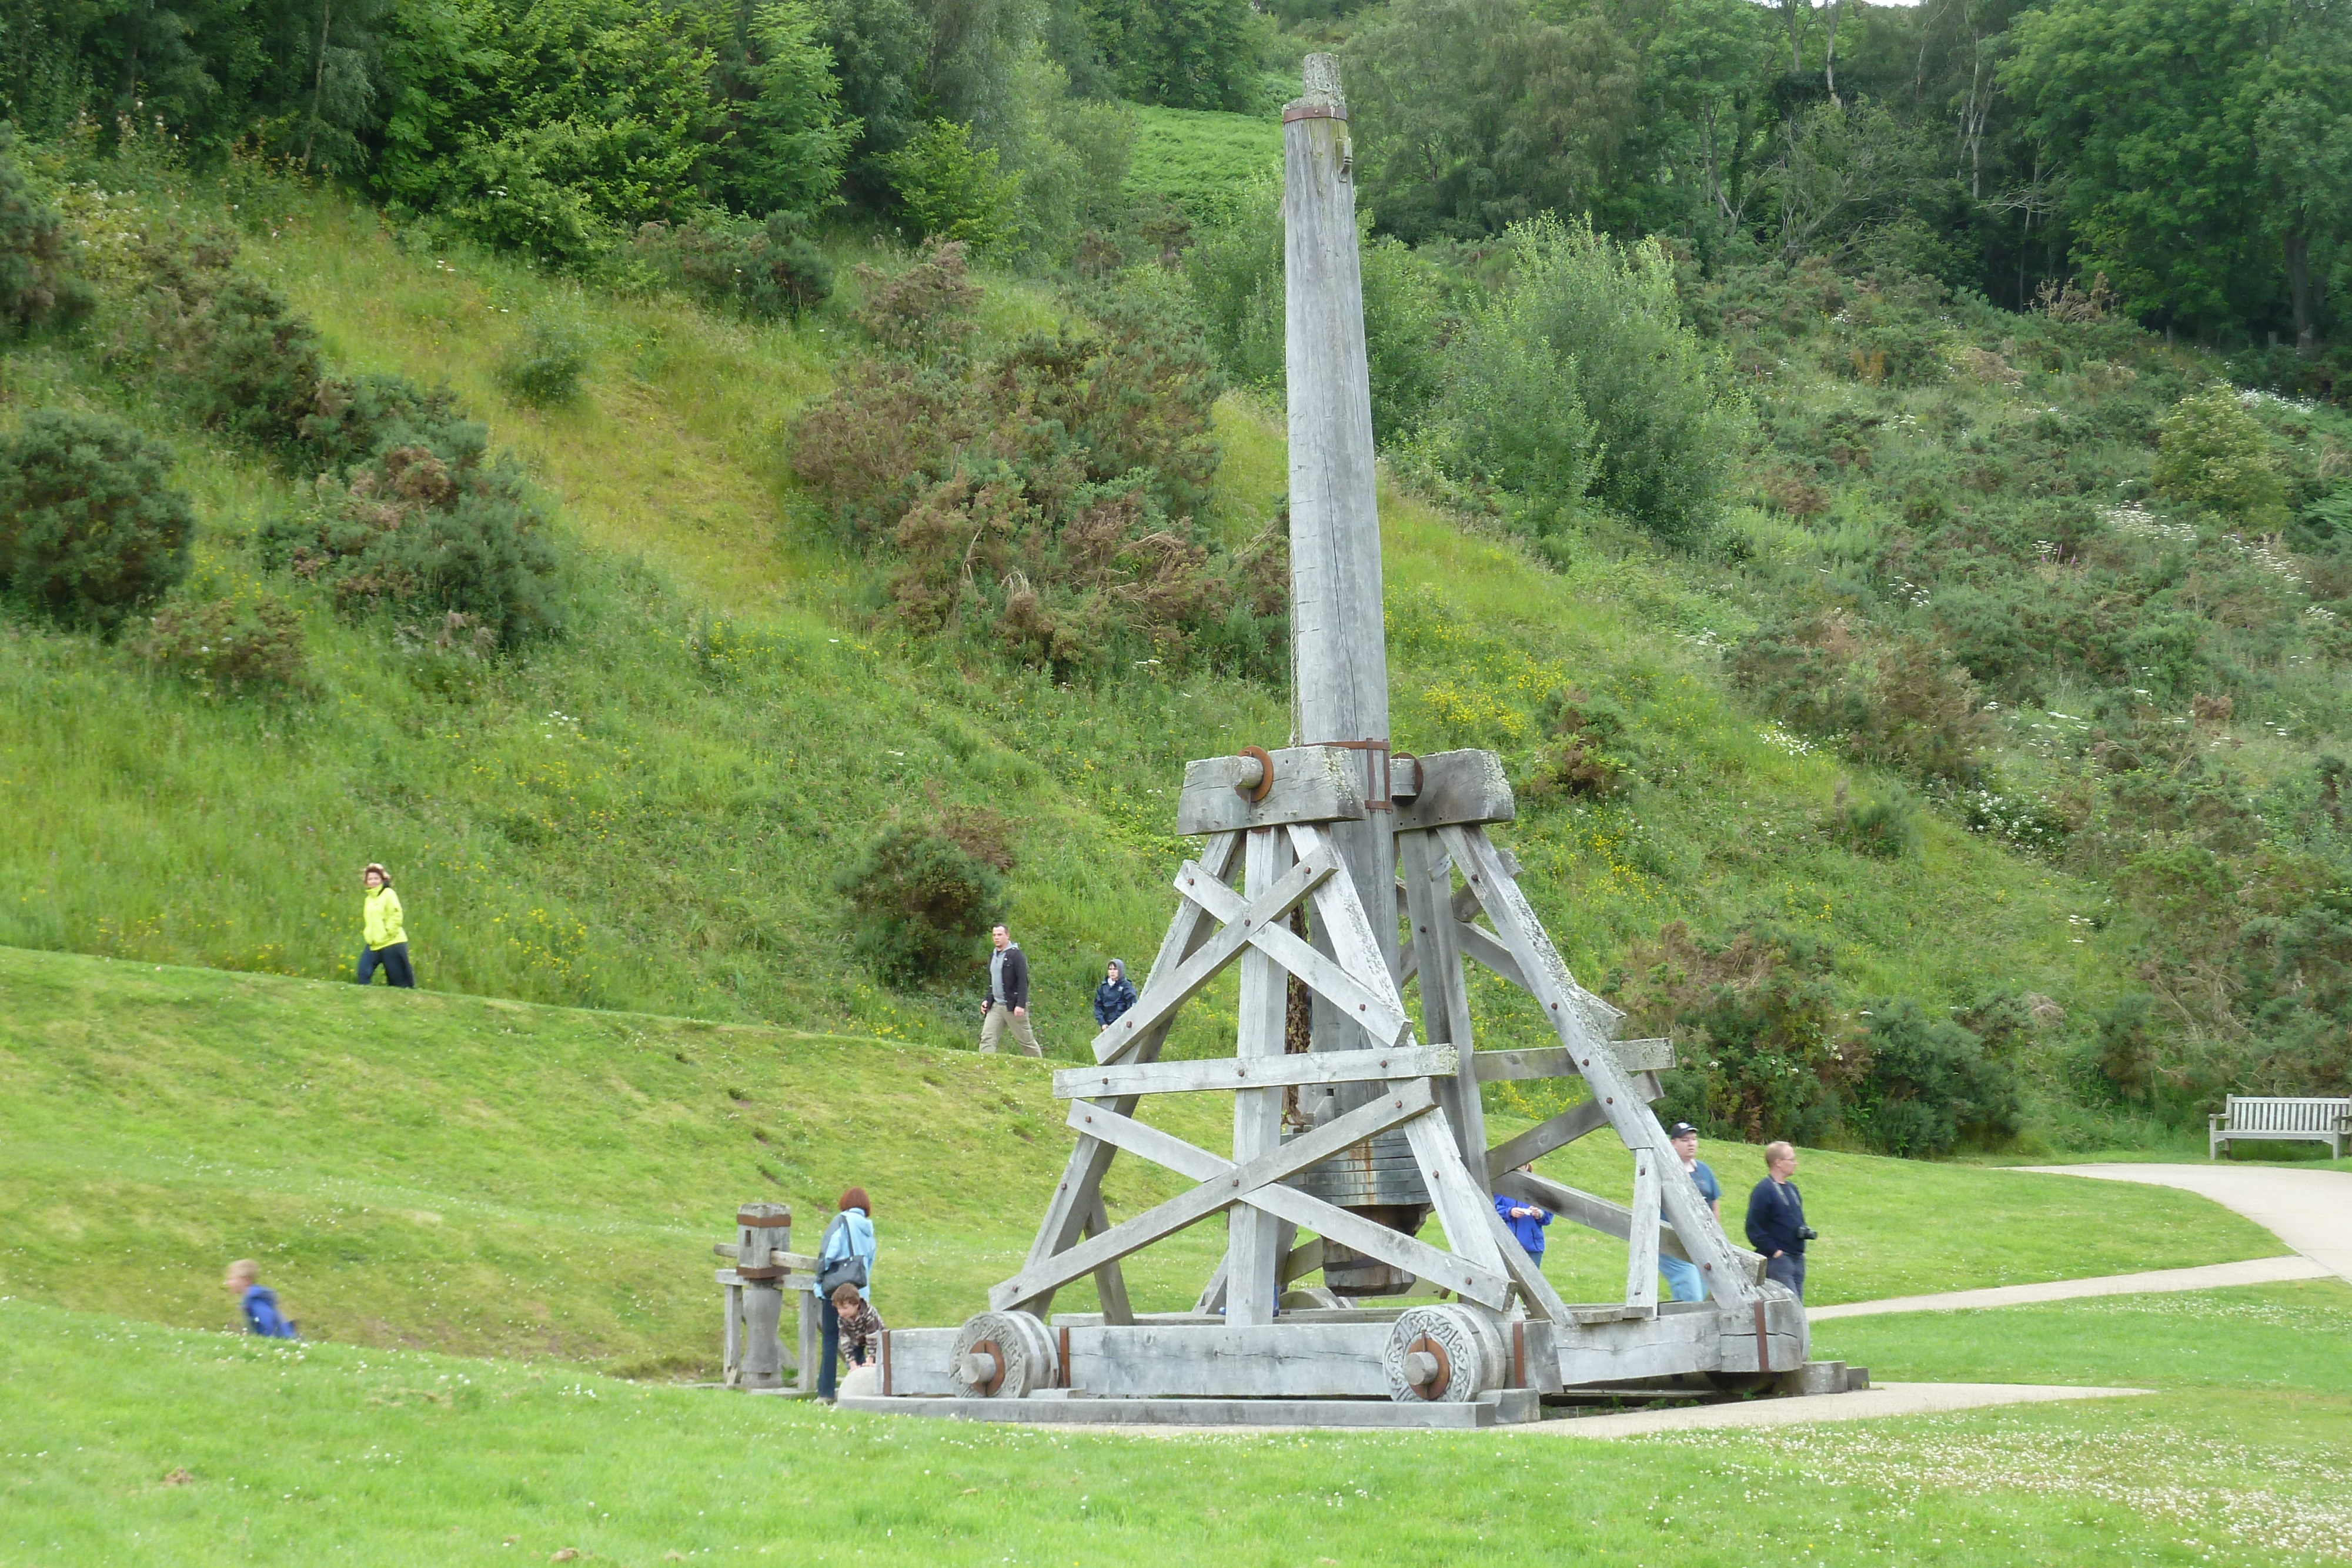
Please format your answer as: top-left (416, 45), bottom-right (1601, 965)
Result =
top-left (1494, 1171), bottom-right (1553, 1268)
top-left (222, 1259), bottom-right (299, 1339)
top-left (814, 1188), bottom-right (877, 1403)
top-left (1092, 959), bottom-right (1138, 1028)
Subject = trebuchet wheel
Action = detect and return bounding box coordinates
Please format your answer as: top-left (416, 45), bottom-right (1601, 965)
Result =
top-left (948, 1311), bottom-right (1057, 1399)
top-left (1383, 1305), bottom-right (1504, 1403)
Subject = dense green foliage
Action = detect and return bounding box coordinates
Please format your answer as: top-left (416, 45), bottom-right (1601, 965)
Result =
top-left (836, 819), bottom-right (1008, 984)
top-left (0, 408), bottom-right (194, 630)
top-left (0, 121), bottom-right (84, 331)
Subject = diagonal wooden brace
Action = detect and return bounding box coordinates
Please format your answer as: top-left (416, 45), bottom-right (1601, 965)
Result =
top-left (992, 1079), bottom-right (1454, 1312)
top-left (1071, 1091), bottom-right (1515, 1309)
top-left (1175, 860), bottom-right (1414, 1048)
top-left (1087, 844), bottom-right (1338, 1064)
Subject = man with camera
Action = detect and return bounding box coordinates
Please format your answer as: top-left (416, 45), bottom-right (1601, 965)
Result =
top-left (1744, 1141), bottom-right (1816, 1299)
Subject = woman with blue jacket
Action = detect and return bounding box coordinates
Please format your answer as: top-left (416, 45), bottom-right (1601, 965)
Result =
top-left (815, 1188), bottom-right (877, 1402)
top-left (1093, 959), bottom-right (1137, 1027)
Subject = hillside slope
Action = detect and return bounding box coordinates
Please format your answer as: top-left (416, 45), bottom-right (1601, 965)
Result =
top-left (0, 946), bottom-right (2278, 1375)
top-left (0, 176), bottom-right (2151, 1128)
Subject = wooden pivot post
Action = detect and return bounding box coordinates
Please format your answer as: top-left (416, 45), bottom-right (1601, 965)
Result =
top-left (734, 1202), bottom-right (791, 1390)
top-left (1229, 827), bottom-right (1292, 1325)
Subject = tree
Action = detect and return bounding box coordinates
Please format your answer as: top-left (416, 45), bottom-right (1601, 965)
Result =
top-left (1080, 0), bottom-right (1259, 111)
top-left (2256, 88), bottom-right (2352, 356)
top-left (882, 118), bottom-right (1024, 250)
top-left (710, 0), bottom-right (859, 219)
top-left (0, 409), bottom-right (195, 632)
top-left (1342, 0), bottom-right (1638, 243)
top-left (2004, 0), bottom-right (2351, 337)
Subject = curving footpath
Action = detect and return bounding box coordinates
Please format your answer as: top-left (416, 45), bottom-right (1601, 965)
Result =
top-left (2018, 1163), bottom-right (2352, 1284)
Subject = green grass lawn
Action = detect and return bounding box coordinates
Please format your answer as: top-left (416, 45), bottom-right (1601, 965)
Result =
top-left (0, 945), bottom-right (2281, 1376)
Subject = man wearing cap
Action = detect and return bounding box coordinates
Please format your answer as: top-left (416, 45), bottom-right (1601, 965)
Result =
top-left (1657, 1121), bottom-right (1721, 1302)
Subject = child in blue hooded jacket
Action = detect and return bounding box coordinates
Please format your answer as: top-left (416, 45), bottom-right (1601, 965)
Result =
top-left (1494, 1171), bottom-right (1553, 1265)
top-left (222, 1259), bottom-right (300, 1339)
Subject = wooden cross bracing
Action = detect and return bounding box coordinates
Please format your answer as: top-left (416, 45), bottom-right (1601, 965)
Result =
top-left (994, 747), bottom-right (1770, 1340)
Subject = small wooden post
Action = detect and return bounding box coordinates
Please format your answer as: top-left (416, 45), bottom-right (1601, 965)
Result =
top-left (736, 1202), bottom-right (791, 1390)
top-left (1625, 1153), bottom-right (1660, 1316)
top-left (722, 1282), bottom-right (744, 1386)
top-left (796, 1285), bottom-right (823, 1395)
top-left (1228, 827), bottom-right (1292, 1325)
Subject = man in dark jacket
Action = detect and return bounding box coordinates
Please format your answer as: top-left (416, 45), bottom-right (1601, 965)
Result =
top-left (1093, 958), bottom-right (1138, 1028)
top-left (980, 924), bottom-right (1041, 1057)
top-left (1745, 1141), bottom-right (1810, 1299)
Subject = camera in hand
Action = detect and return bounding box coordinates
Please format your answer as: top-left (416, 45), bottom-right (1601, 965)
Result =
top-left (1796, 1225), bottom-right (1820, 1241)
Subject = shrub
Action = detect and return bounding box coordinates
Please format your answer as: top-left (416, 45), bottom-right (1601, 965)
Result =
top-left (2091, 992), bottom-right (2159, 1104)
top-left (111, 225), bottom-right (325, 456)
top-left (1831, 783), bottom-right (1919, 859)
top-left (2152, 385), bottom-right (2289, 529)
top-left (851, 239), bottom-right (980, 357)
top-left (1732, 613), bottom-right (1990, 784)
top-left (0, 409), bottom-right (194, 631)
top-left (1849, 997), bottom-right (2021, 1156)
top-left (1, 122), bottom-right (90, 333)
top-left (1521, 688), bottom-right (1634, 801)
top-left (884, 121), bottom-right (1026, 255)
top-left (836, 823), bottom-right (1006, 987)
top-left (140, 590), bottom-right (308, 691)
top-left (1611, 921), bottom-right (1853, 1146)
top-left (260, 421), bottom-right (564, 648)
top-left (298, 374), bottom-right (469, 477)
top-left (628, 215), bottom-right (834, 319)
top-left (496, 311), bottom-right (592, 407)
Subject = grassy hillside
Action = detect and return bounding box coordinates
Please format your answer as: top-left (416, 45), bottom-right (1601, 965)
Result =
top-left (0, 168), bottom-right (2169, 1151)
top-left (0, 945), bottom-right (2279, 1376)
top-left (1124, 105), bottom-right (1282, 225)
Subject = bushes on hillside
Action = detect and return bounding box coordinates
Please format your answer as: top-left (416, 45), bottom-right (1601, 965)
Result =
top-left (260, 413), bottom-right (564, 648)
top-left (108, 225), bottom-right (325, 456)
top-left (0, 409), bottom-right (194, 631)
top-left (140, 590), bottom-right (309, 691)
top-left (628, 215), bottom-right (834, 319)
top-left (1, 123), bottom-right (90, 333)
top-left (496, 310), bottom-right (592, 407)
top-left (884, 121), bottom-right (1026, 255)
top-left (1847, 998), bottom-right (2020, 1156)
top-left (791, 253), bottom-right (1281, 678)
top-left (1732, 613), bottom-right (1989, 783)
top-left (2153, 385), bottom-right (2290, 530)
top-left (836, 822), bottom-right (1007, 987)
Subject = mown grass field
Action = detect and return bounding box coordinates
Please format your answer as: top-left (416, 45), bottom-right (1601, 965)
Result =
top-left (0, 945), bottom-right (2281, 1376)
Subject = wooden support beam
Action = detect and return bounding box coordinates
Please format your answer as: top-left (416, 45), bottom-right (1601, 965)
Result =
top-left (1399, 1109), bottom-right (1509, 1279)
top-left (1176, 746), bottom-right (1365, 836)
top-left (1475, 1043), bottom-right (1673, 1082)
top-left (1172, 858), bottom-right (1414, 1049)
top-left (1064, 1091), bottom-right (1514, 1309)
top-left (1088, 844), bottom-right (1337, 1064)
top-left (1285, 821), bottom-right (1412, 1029)
top-left (1391, 749), bottom-right (1515, 832)
top-left (1052, 1044), bottom-right (1456, 1100)
top-left (1398, 827), bottom-right (1485, 1173)
top-left (1082, 1194), bottom-right (1133, 1326)
top-left (1482, 1208), bottom-right (1571, 1345)
top-left (1483, 1074), bottom-right (1662, 1179)
top-left (1228, 827), bottom-right (1291, 1327)
top-left (1281, 1236), bottom-right (1327, 1288)
top-left (993, 1079), bottom-right (1449, 1312)
top-left (1625, 1150), bottom-right (1661, 1316)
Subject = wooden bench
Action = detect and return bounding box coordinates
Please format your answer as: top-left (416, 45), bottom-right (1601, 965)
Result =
top-left (2210, 1095), bottom-right (2352, 1159)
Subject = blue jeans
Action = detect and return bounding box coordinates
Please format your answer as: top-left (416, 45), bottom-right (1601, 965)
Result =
top-left (1766, 1252), bottom-right (1806, 1299)
top-left (356, 942), bottom-right (415, 988)
top-left (1659, 1253), bottom-right (1707, 1302)
top-left (818, 1295), bottom-right (842, 1400)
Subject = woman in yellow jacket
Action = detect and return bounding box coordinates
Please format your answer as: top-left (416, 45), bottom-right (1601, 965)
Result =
top-left (356, 862), bottom-right (416, 988)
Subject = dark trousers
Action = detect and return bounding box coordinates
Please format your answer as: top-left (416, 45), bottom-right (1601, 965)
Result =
top-left (818, 1295), bottom-right (842, 1400)
top-left (357, 942), bottom-right (415, 988)
top-left (1766, 1252), bottom-right (1807, 1299)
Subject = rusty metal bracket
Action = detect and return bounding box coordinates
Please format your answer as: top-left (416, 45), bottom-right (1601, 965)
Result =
top-left (1235, 745), bottom-right (1275, 803)
top-left (1325, 738), bottom-right (1393, 811)
top-left (1282, 103), bottom-right (1348, 123)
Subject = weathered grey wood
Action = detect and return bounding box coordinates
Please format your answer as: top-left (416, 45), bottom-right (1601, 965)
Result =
top-left (1191, 1257), bottom-right (1228, 1316)
top-left (1392, 749), bottom-right (1516, 831)
top-left (1287, 53), bottom-right (1398, 989)
top-left (723, 1282), bottom-right (743, 1387)
top-left (1475, 1042), bottom-right (1673, 1082)
top-left (1495, 1169), bottom-right (1686, 1262)
top-left (713, 1243), bottom-right (820, 1271)
top-left (1069, 1092), bottom-right (1514, 1308)
top-left (1063, 1322), bottom-right (1394, 1398)
top-left (1281, 1235), bottom-right (1328, 1287)
top-left (1482, 1206), bottom-right (1569, 1330)
top-left (1053, 1044), bottom-right (1457, 1100)
top-left (1625, 1151), bottom-right (1661, 1315)
top-left (2210, 1094), bottom-right (2352, 1158)
top-left (1088, 844), bottom-right (1337, 1065)
top-left (1482, 1074), bottom-right (1662, 1179)
top-left (1399, 1109), bottom-right (1509, 1278)
top-left (1442, 824), bottom-right (1760, 1309)
top-left (1177, 747), bottom-right (1366, 835)
top-left (993, 1081), bottom-right (1448, 1311)
top-left (741, 1283), bottom-right (785, 1389)
top-left (796, 1284), bottom-right (821, 1393)
top-left (1554, 1306), bottom-right (1726, 1386)
top-left (1173, 848), bottom-right (1414, 1048)
top-left (1451, 917), bottom-right (1529, 991)
top-left (1008, 833), bottom-right (1242, 1319)
top-left (1228, 828), bottom-right (1291, 1328)
top-left (1285, 821), bottom-right (1411, 1043)
top-left (1398, 827), bottom-right (1485, 1172)
top-left (1082, 1195), bottom-right (1134, 1327)
top-left (836, 1393), bottom-right (1539, 1429)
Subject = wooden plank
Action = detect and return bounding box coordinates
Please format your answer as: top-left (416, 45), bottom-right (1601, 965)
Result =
top-left (1088, 844), bottom-right (1337, 1064)
top-left (1072, 1092), bottom-right (1513, 1309)
top-left (722, 1282), bottom-right (743, 1387)
top-left (1280, 1236), bottom-right (1327, 1288)
top-left (1286, 820), bottom-right (1414, 1040)
top-left (1481, 1074), bottom-right (1661, 1179)
top-left (1453, 918), bottom-right (1529, 992)
top-left (1392, 748), bottom-right (1516, 831)
top-left (834, 1395), bottom-right (1535, 1429)
top-left (1083, 1195), bottom-right (1133, 1327)
top-left (1554, 1307), bottom-right (1722, 1386)
top-left (992, 1081), bottom-right (1445, 1312)
top-left (1475, 1042), bottom-right (1673, 1081)
top-left (1012, 833), bottom-right (1240, 1317)
top-left (1625, 1151), bottom-right (1660, 1316)
top-left (1399, 1109), bottom-right (1509, 1278)
top-left (796, 1284), bottom-right (821, 1394)
top-left (1063, 1322), bottom-right (1393, 1398)
top-left (1176, 745), bottom-right (1365, 835)
top-left (1174, 851), bottom-right (1414, 1048)
top-left (1484, 1206), bottom-right (1570, 1332)
top-left (1053, 1044), bottom-right (1457, 1099)
top-left (1398, 828), bottom-right (1485, 1172)
top-left (1228, 828), bottom-right (1291, 1328)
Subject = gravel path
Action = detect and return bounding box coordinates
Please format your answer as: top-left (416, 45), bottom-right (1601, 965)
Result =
top-left (1522, 1381), bottom-right (2150, 1438)
top-left (1808, 1254), bottom-right (2329, 1320)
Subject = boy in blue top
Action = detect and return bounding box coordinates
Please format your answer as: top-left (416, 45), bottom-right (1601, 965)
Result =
top-left (222, 1259), bottom-right (299, 1339)
top-left (1657, 1122), bottom-right (1722, 1302)
top-left (1494, 1169), bottom-right (1553, 1266)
